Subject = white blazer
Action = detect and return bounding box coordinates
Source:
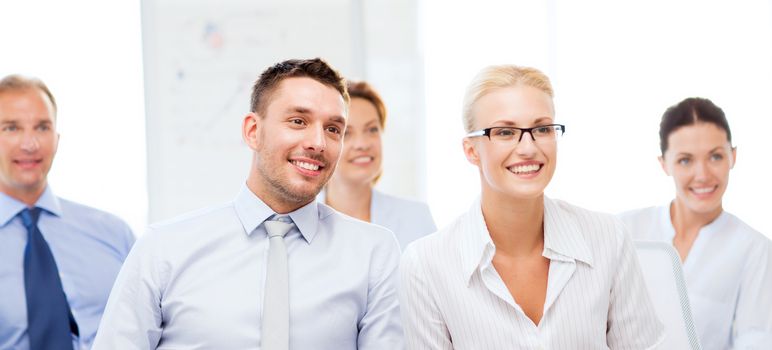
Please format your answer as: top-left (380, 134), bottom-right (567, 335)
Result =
top-left (619, 205), bottom-right (772, 350)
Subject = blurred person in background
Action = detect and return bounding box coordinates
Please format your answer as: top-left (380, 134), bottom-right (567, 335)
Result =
top-left (619, 97), bottom-right (772, 349)
top-left (322, 80), bottom-right (436, 249)
top-left (0, 74), bottom-right (134, 350)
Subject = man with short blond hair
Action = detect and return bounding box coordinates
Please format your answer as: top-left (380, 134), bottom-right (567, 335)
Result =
top-left (0, 74), bottom-right (134, 350)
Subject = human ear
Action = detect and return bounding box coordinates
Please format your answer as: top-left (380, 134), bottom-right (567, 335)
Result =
top-left (658, 155), bottom-right (670, 176)
top-left (730, 146), bottom-right (737, 169)
top-left (242, 112), bottom-right (261, 150)
top-left (463, 138), bottom-right (480, 166)
top-left (53, 132), bottom-right (60, 156)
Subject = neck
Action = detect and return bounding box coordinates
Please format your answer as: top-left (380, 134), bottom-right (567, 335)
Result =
top-left (670, 198), bottom-right (722, 239)
top-left (324, 177), bottom-right (372, 222)
top-left (1, 185), bottom-right (45, 207)
top-left (481, 188), bottom-right (544, 257)
top-left (245, 168), bottom-right (309, 215)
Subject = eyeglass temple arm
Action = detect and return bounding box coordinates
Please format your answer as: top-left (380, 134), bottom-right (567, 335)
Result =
top-left (465, 129), bottom-right (488, 138)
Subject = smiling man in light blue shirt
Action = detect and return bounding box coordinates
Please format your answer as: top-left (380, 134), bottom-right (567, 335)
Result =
top-left (93, 58), bottom-right (403, 349)
top-left (0, 74), bottom-right (135, 350)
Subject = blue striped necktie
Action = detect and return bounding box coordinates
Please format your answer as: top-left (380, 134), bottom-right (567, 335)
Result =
top-left (21, 207), bottom-right (78, 350)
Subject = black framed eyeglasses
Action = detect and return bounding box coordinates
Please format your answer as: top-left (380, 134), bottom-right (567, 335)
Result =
top-left (465, 124), bottom-right (565, 143)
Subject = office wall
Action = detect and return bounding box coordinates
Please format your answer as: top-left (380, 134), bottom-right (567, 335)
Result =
top-left (142, 0), bottom-right (426, 222)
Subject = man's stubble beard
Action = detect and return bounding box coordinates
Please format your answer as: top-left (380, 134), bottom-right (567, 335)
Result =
top-left (257, 155), bottom-right (335, 207)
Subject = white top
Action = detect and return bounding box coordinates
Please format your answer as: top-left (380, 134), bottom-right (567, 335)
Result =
top-left (318, 189), bottom-right (437, 249)
top-left (634, 241), bottom-right (701, 350)
top-left (92, 186), bottom-right (403, 350)
top-left (619, 205), bottom-right (772, 350)
top-left (399, 196), bottom-right (664, 349)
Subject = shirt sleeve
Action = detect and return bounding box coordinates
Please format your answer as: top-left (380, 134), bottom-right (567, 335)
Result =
top-left (606, 220), bottom-right (666, 350)
top-left (732, 239), bottom-right (772, 348)
top-left (119, 220), bottom-right (137, 258)
top-left (91, 228), bottom-right (165, 350)
top-left (419, 203), bottom-right (438, 234)
top-left (357, 232), bottom-right (405, 349)
top-left (398, 245), bottom-right (453, 350)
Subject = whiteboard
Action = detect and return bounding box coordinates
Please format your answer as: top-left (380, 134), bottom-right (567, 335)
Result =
top-left (141, 0), bottom-right (360, 221)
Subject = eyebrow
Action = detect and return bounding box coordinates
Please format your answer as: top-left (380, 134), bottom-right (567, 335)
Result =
top-left (329, 115), bottom-right (346, 124)
top-left (709, 146), bottom-right (726, 153)
top-left (0, 118), bottom-right (53, 125)
top-left (284, 105), bottom-right (345, 125)
top-left (490, 116), bottom-right (554, 126)
top-left (285, 106), bottom-right (311, 114)
top-left (676, 146), bottom-right (727, 157)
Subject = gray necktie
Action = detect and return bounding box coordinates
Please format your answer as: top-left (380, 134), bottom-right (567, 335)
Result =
top-left (262, 215), bottom-right (294, 350)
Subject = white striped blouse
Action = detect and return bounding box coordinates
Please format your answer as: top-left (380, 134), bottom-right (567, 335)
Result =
top-left (399, 196), bottom-right (664, 349)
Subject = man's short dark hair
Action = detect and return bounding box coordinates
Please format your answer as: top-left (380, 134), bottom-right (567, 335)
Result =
top-left (0, 74), bottom-right (57, 114)
top-left (250, 58), bottom-right (349, 116)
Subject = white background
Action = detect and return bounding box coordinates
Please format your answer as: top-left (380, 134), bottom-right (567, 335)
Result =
top-left (0, 0), bottom-right (147, 234)
top-left (1, 0), bottom-right (770, 239)
top-left (424, 0), bottom-right (772, 238)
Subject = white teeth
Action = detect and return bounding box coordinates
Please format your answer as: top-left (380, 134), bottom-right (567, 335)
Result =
top-left (692, 187), bottom-right (715, 194)
top-left (509, 164), bottom-right (540, 174)
top-left (292, 161), bottom-right (320, 171)
top-left (351, 156), bottom-right (372, 164)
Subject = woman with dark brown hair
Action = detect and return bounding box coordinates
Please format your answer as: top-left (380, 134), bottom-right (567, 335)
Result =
top-left (620, 97), bottom-right (772, 349)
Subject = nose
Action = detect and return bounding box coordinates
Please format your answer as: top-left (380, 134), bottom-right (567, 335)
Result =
top-left (304, 125), bottom-right (326, 153)
top-left (518, 130), bottom-right (536, 143)
top-left (351, 134), bottom-right (371, 151)
top-left (514, 131), bottom-right (538, 157)
top-left (694, 160), bottom-right (710, 181)
top-left (20, 132), bottom-right (40, 153)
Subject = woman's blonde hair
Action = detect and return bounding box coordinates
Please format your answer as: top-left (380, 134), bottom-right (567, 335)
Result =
top-left (462, 65), bottom-right (553, 132)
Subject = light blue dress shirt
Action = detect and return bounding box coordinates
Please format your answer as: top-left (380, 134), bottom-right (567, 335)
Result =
top-left (319, 189), bottom-right (436, 249)
top-left (0, 186), bottom-right (135, 350)
top-left (371, 190), bottom-right (436, 249)
top-left (92, 185), bottom-right (403, 349)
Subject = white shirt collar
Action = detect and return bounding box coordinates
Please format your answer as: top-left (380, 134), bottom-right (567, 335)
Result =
top-left (543, 196), bottom-right (594, 266)
top-left (659, 201), bottom-right (732, 242)
top-left (459, 196), bottom-right (594, 285)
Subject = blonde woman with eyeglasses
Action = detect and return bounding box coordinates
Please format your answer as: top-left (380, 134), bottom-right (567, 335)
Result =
top-left (398, 64), bottom-right (664, 349)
